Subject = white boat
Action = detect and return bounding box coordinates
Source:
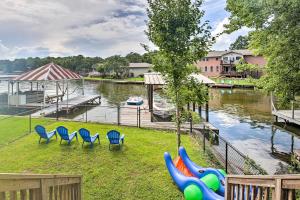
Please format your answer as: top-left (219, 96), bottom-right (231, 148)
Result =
top-left (126, 96), bottom-right (143, 105)
top-left (153, 93), bottom-right (175, 119)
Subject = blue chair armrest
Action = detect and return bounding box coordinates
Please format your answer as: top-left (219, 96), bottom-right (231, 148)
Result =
top-left (69, 132), bottom-right (77, 140)
top-left (120, 135), bottom-right (125, 144)
top-left (91, 133), bottom-right (100, 143)
top-left (47, 130), bottom-right (56, 138)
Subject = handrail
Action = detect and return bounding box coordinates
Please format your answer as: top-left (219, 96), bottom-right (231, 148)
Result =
top-left (225, 174), bottom-right (300, 200)
top-left (270, 92), bottom-right (277, 112)
top-left (0, 173), bottom-right (82, 200)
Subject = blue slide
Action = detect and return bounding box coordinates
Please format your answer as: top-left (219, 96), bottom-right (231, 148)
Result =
top-left (179, 147), bottom-right (226, 196)
top-left (164, 152), bottom-right (224, 200)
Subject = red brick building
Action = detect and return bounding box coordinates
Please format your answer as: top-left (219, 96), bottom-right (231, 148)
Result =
top-left (195, 50), bottom-right (266, 78)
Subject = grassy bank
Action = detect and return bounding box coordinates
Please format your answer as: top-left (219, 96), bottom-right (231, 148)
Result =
top-left (211, 78), bottom-right (258, 86)
top-left (84, 77), bottom-right (144, 82)
top-left (0, 119), bottom-right (210, 199)
top-left (0, 116), bottom-right (53, 146)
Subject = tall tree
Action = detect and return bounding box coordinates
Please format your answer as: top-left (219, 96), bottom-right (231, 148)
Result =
top-left (225, 0), bottom-right (300, 103)
top-left (102, 55), bottom-right (129, 79)
top-left (229, 35), bottom-right (249, 50)
top-left (125, 52), bottom-right (143, 63)
top-left (147, 0), bottom-right (212, 151)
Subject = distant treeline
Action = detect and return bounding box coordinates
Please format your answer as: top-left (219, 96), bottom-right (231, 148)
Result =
top-left (0, 52), bottom-right (153, 73)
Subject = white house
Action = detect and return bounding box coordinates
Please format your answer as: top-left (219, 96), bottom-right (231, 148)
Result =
top-left (129, 63), bottom-right (153, 77)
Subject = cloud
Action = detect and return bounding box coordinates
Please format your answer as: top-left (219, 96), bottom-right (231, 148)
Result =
top-left (0, 0), bottom-right (250, 59)
top-left (211, 17), bottom-right (251, 50)
top-left (0, 0), bottom-right (149, 59)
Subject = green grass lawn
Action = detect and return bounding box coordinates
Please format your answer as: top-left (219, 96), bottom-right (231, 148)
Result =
top-left (211, 78), bottom-right (258, 86)
top-left (0, 116), bottom-right (53, 146)
top-left (84, 77), bottom-right (144, 82)
top-left (0, 120), bottom-right (210, 200)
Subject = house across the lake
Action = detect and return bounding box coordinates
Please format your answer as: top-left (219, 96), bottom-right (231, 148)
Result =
top-left (129, 63), bottom-right (152, 77)
top-left (196, 50), bottom-right (266, 78)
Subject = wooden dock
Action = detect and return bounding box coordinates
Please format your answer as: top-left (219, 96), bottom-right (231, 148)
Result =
top-left (32, 95), bottom-right (101, 117)
top-left (271, 95), bottom-right (300, 126)
top-left (272, 110), bottom-right (300, 126)
top-left (119, 105), bottom-right (218, 132)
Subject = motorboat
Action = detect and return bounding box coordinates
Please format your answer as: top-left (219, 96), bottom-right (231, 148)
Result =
top-left (126, 96), bottom-right (143, 105)
top-left (153, 92), bottom-right (175, 119)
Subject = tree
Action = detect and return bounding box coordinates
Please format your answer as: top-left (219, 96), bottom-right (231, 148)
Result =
top-left (229, 35), bottom-right (249, 50)
top-left (225, 0), bottom-right (300, 103)
top-left (146, 0), bottom-right (212, 151)
top-left (102, 55), bottom-right (129, 79)
top-left (125, 52), bottom-right (143, 63)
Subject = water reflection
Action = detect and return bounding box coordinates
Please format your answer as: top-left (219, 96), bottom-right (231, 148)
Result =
top-left (96, 82), bottom-right (147, 106)
top-left (208, 88), bottom-right (300, 174)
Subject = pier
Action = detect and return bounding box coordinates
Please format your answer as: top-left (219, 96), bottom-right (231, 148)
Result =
top-left (119, 106), bottom-right (218, 132)
top-left (32, 95), bottom-right (101, 117)
top-left (271, 95), bottom-right (300, 126)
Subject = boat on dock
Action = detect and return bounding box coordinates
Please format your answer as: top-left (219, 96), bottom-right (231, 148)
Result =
top-left (153, 93), bottom-right (175, 120)
top-left (126, 96), bottom-right (143, 105)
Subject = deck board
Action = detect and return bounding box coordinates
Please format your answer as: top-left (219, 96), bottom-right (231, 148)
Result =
top-left (119, 106), bottom-right (218, 132)
top-left (32, 95), bottom-right (101, 117)
top-left (272, 109), bottom-right (300, 126)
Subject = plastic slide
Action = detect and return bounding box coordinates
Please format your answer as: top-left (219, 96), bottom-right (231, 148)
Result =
top-left (164, 152), bottom-right (224, 200)
top-left (179, 147), bottom-right (226, 196)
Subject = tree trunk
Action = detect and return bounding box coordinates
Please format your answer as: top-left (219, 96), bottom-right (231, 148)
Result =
top-left (176, 91), bottom-right (181, 154)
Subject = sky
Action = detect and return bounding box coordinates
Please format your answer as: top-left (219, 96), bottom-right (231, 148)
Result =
top-left (0, 0), bottom-right (249, 60)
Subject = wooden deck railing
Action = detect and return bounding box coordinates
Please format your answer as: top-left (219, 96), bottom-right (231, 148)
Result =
top-left (225, 175), bottom-right (300, 200)
top-left (0, 173), bottom-right (82, 200)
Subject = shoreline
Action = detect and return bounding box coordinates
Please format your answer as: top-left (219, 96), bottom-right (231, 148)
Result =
top-left (85, 77), bottom-right (255, 88)
top-left (84, 77), bottom-right (144, 84)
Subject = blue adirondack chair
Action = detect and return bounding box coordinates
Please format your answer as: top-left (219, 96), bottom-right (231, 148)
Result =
top-left (106, 130), bottom-right (124, 150)
top-left (78, 128), bottom-right (100, 147)
top-left (35, 125), bottom-right (57, 144)
top-left (56, 126), bottom-right (78, 145)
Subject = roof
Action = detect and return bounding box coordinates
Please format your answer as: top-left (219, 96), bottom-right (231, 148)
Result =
top-left (13, 63), bottom-right (81, 81)
top-left (129, 63), bottom-right (152, 68)
top-left (144, 72), bottom-right (165, 85)
top-left (206, 49), bottom-right (254, 57)
top-left (144, 72), bottom-right (215, 85)
top-left (189, 73), bottom-right (215, 85)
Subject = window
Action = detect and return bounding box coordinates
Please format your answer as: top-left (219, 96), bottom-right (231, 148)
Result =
top-left (223, 57), bottom-right (228, 61)
top-left (236, 56), bottom-right (241, 60)
top-left (210, 66), bottom-right (213, 72)
top-left (216, 66), bottom-right (219, 72)
top-left (216, 57), bottom-right (219, 61)
top-left (205, 66), bottom-right (207, 72)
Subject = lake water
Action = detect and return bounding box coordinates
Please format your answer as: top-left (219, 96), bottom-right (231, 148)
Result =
top-left (0, 80), bottom-right (299, 174)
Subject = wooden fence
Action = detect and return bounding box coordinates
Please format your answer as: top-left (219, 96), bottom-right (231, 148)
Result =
top-left (225, 175), bottom-right (300, 200)
top-left (0, 173), bottom-right (82, 200)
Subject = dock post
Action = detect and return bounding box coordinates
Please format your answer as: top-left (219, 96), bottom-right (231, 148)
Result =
top-left (198, 106), bottom-right (202, 118)
top-left (225, 142), bottom-right (228, 173)
top-left (117, 106), bottom-right (120, 125)
top-left (56, 81), bottom-right (59, 121)
top-left (138, 107), bottom-right (141, 128)
top-left (136, 107), bottom-right (139, 127)
top-left (205, 102), bottom-right (209, 122)
top-left (203, 128), bottom-right (206, 152)
top-left (85, 105), bottom-right (88, 123)
top-left (292, 100), bottom-right (295, 119)
top-left (7, 81), bottom-right (10, 107)
top-left (189, 115), bottom-right (192, 134)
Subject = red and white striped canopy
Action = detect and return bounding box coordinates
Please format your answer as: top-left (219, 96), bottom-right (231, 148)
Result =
top-left (13, 63), bottom-right (81, 81)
